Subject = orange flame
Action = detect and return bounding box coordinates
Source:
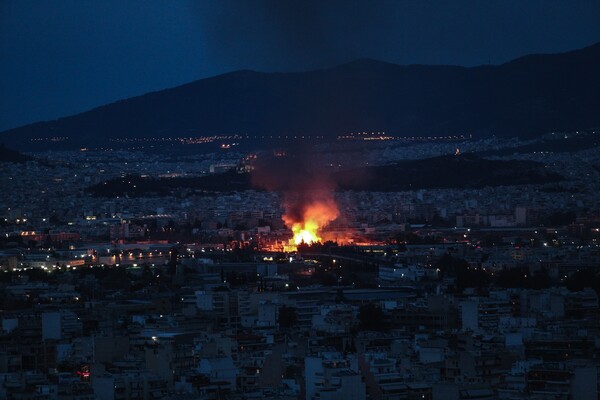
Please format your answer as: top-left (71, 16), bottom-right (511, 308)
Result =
top-left (283, 198), bottom-right (339, 248)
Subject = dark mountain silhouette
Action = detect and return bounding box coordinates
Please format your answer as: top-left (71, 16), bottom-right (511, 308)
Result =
top-left (2, 43), bottom-right (600, 149)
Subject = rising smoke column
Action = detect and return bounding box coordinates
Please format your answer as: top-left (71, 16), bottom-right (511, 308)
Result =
top-left (251, 150), bottom-right (339, 245)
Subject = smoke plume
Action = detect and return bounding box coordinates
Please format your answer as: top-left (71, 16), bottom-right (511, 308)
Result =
top-left (251, 149), bottom-right (339, 239)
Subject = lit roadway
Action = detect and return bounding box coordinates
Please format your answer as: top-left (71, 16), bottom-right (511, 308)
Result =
top-left (297, 252), bottom-right (394, 267)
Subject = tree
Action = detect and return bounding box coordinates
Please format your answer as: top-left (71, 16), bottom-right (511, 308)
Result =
top-left (565, 268), bottom-right (600, 297)
top-left (436, 253), bottom-right (490, 291)
top-left (278, 305), bottom-right (298, 329)
top-left (545, 211), bottom-right (576, 227)
top-left (167, 247), bottom-right (178, 275)
top-left (358, 303), bottom-right (388, 331)
top-left (284, 365), bottom-right (301, 379)
top-left (335, 288), bottom-right (346, 303)
top-left (313, 268), bottom-right (337, 286)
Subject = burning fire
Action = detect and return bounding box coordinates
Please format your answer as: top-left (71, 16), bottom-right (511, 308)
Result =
top-left (283, 199), bottom-right (339, 248)
top-left (290, 220), bottom-right (320, 245)
top-left (249, 150), bottom-right (343, 252)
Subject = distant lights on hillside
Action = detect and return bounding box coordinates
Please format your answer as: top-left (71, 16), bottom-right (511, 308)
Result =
top-left (337, 132), bottom-right (468, 141)
top-left (30, 137), bottom-right (69, 142)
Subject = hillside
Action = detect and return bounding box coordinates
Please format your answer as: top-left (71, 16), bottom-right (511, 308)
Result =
top-left (3, 43), bottom-right (600, 150)
top-left (335, 154), bottom-right (562, 191)
top-left (87, 154), bottom-right (561, 197)
top-left (0, 144), bottom-right (33, 163)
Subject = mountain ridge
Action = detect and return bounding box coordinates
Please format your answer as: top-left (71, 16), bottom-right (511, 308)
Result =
top-left (3, 42), bottom-right (600, 149)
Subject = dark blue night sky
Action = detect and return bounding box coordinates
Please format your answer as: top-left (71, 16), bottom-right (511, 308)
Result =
top-left (1, 0), bottom-right (599, 132)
